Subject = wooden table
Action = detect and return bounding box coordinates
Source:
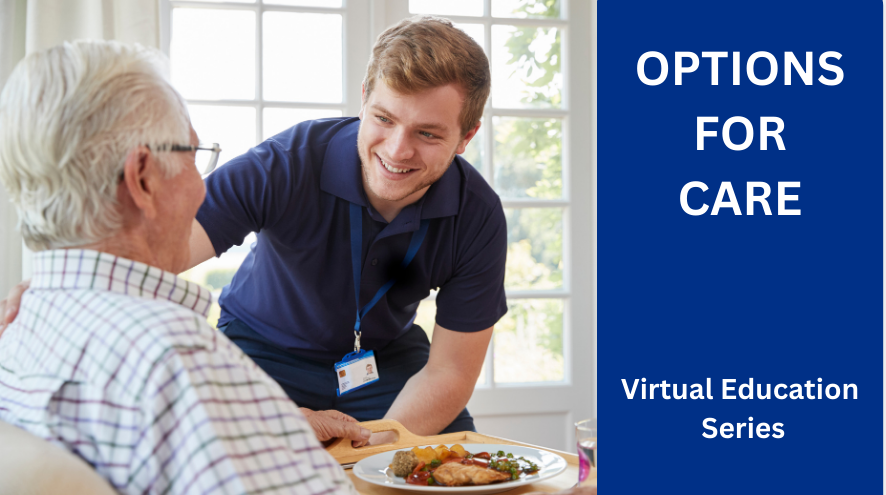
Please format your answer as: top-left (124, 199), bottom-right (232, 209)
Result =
top-left (326, 420), bottom-right (584, 495)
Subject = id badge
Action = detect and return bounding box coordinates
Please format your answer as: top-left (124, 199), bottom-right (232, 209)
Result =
top-left (335, 349), bottom-right (380, 396)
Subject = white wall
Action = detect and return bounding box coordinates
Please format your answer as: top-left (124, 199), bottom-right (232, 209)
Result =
top-left (0, 0), bottom-right (26, 295)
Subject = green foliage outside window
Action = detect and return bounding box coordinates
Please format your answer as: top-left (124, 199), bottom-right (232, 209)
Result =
top-left (204, 268), bottom-right (237, 291)
top-left (496, 0), bottom-right (565, 370)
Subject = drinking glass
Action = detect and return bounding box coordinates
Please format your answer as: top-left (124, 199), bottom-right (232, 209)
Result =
top-left (575, 418), bottom-right (596, 487)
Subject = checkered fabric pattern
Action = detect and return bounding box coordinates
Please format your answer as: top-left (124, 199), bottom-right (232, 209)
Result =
top-left (0, 250), bottom-right (355, 495)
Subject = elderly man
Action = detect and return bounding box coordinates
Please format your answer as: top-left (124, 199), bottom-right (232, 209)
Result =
top-left (0, 40), bottom-right (355, 494)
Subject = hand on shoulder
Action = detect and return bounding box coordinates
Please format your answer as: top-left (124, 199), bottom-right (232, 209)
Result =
top-left (0, 279), bottom-right (30, 336)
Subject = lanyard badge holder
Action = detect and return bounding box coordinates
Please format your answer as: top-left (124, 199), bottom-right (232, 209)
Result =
top-left (336, 203), bottom-right (430, 396)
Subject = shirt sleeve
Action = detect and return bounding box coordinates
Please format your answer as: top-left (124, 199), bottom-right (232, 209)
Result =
top-left (129, 328), bottom-right (355, 495)
top-left (196, 139), bottom-right (300, 257)
top-left (434, 201), bottom-right (509, 332)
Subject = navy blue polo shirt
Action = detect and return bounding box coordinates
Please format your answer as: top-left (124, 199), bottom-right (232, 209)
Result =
top-left (196, 117), bottom-right (508, 362)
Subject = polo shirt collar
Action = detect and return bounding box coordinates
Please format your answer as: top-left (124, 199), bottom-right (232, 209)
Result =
top-left (320, 119), bottom-right (366, 206)
top-left (418, 157), bottom-right (461, 220)
top-left (319, 119), bottom-right (462, 224)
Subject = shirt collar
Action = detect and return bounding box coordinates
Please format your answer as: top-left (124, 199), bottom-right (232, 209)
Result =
top-left (320, 119), bottom-right (366, 206)
top-left (319, 118), bottom-right (462, 221)
top-left (30, 249), bottom-right (213, 317)
top-left (419, 156), bottom-right (462, 220)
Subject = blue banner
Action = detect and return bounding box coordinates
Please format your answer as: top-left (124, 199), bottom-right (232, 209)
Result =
top-left (599, 1), bottom-right (883, 492)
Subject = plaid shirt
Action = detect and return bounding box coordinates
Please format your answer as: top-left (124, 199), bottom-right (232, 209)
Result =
top-left (0, 250), bottom-right (355, 495)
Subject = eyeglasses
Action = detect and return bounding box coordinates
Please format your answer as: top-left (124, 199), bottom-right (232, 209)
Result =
top-left (118, 143), bottom-right (223, 182)
top-left (149, 143), bottom-right (222, 176)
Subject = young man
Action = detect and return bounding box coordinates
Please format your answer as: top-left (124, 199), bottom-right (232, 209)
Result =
top-left (0, 40), bottom-right (355, 495)
top-left (2, 16), bottom-right (507, 442)
top-left (185, 16), bottom-right (507, 438)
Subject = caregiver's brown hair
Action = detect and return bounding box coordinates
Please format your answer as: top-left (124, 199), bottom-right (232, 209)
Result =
top-left (363, 15), bottom-right (491, 135)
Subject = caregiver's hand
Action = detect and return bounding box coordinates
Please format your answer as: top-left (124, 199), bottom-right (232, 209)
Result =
top-left (0, 279), bottom-right (29, 337)
top-left (300, 408), bottom-right (372, 447)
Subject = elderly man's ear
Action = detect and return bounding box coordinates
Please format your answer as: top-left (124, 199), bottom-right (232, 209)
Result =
top-left (120, 146), bottom-right (161, 220)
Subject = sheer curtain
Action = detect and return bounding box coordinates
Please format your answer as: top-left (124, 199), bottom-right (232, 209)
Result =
top-left (0, 0), bottom-right (160, 290)
top-left (24, 0), bottom-right (159, 53)
top-left (0, 0), bottom-right (26, 295)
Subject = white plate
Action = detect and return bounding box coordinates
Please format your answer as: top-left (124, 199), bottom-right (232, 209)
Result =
top-left (352, 443), bottom-right (568, 494)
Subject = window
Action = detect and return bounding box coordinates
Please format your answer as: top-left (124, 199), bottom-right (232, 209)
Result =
top-left (407, 0), bottom-right (570, 386)
top-left (166, 0), bottom-right (353, 324)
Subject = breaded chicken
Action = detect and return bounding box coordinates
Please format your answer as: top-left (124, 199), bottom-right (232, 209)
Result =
top-left (431, 462), bottom-right (511, 486)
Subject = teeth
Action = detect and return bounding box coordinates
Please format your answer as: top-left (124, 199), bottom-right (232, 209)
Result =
top-left (381, 158), bottom-right (410, 174)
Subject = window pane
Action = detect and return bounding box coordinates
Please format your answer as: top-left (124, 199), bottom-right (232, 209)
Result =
top-left (409, 0), bottom-right (483, 17)
top-left (454, 23), bottom-right (485, 51)
top-left (265, 0), bottom-right (342, 6)
top-left (493, 117), bottom-right (562, 199)
top-left (263, 108), bottom-right (343, 140)
top-left (180, 233), bottom-right (256, 328)
top-left (415, 296), bottom-right (488, 386)
top-left (171, 8), bottom-right (255, 100)
top-left (188, 105), bottom-right (257, 166)
top-left (184, 0), bottom-right (254, 3)
top-left (459, 118), bottom-right (484, 177)
top-left (477, 359), bottom-right (488, 386)
top-left (491, 25), bottom-right (562, 108)
top-left (492, 0), bottom-right (560, 19)
top-left (493, 298), bottom-right (564, 383)
top-left (263, 12), bottom-right (342, 103)
top-left (504, 208), bottom-right (562, 290)
top-left (414, 297), bottom-right (437, 341)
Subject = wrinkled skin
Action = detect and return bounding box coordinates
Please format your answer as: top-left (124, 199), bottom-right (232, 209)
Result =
top-left (299, 408), bottom-right (372, 447)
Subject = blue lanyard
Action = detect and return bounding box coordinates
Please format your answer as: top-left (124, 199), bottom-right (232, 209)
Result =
top-left (349, 202), bottom-right (429, 343)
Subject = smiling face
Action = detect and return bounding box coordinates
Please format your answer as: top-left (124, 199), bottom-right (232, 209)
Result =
top-left (357, 81), bottom-right (480, 218)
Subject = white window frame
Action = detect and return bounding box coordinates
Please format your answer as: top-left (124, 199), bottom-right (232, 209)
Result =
top-left (161, 0), bottom-right (371, 135)
top-left (159, 0), bottom-right (372, 315)
top-left (415, 2), bottom-right (573, 390)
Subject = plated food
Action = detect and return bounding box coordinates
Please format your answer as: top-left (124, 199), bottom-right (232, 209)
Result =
top-left (353, 443), bottom-right (569, 494)
top-left (390, 444), bottom-right (539, 487)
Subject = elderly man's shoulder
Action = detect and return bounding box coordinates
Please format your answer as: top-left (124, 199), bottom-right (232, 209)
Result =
top-left (68, 289), bottom-right (256, 399)
top-left (89, 289), bottom-right (221, 354)
top-left (0, 285), bottom-right (233, 407)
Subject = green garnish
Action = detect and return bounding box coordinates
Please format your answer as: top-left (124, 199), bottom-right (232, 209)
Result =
top-left (429, 459), bottom-right (441, 468)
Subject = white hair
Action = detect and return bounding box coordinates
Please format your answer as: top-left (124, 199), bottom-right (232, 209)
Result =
top-left (0, 39), bottom-right (191, 251)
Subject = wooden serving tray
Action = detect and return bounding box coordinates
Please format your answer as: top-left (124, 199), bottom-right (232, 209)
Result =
top-left (326, 420), bottom-right (581, 495)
